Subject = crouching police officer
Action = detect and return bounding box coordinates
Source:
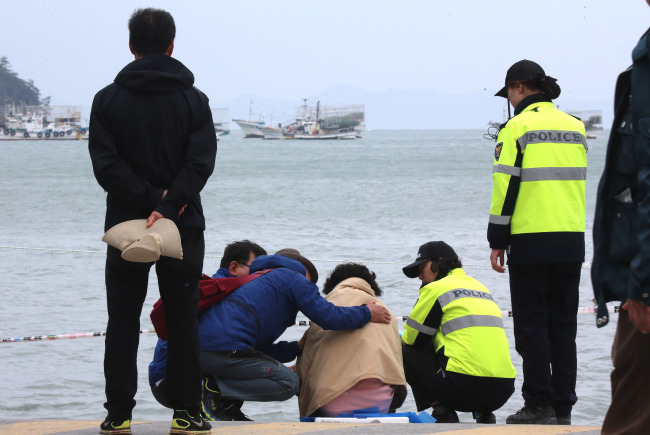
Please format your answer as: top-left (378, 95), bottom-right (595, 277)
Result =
top-left (401, 241), bottom-right (516, 424)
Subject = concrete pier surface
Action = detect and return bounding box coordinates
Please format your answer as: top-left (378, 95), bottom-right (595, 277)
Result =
top-left (0, 419), bottom-right (601, 434)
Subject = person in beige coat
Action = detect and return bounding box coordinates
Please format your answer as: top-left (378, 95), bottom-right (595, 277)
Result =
top-left (296, 263), bottom-right (407, 418)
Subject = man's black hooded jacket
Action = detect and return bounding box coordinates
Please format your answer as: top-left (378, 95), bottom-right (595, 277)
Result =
top-left (89, 53), bottom-right (217, 231)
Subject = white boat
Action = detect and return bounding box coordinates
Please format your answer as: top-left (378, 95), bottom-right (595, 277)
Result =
top-left (258, 125), bottom-right (285, 140)
top-left (260, 100), bottom-right (364, 140)
top-left (294, 129), bottom-right (357, 140)
top-left (232, 119), bottom-right (264, 138)
top-left (0, 105), bottom-right (89, 140)
top-left (568, 110), bottom-right (603, 139)
top-left (211, 108), bottom-right (230, 137)
top-left (232, 100), bottom-right (267, 138)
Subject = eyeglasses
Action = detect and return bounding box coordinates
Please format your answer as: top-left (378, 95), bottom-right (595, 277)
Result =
top-left (239, 262), bottom-right (250, 268)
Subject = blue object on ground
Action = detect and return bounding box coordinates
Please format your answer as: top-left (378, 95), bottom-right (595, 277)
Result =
top-left (299, 407), bottom-right (436, 423)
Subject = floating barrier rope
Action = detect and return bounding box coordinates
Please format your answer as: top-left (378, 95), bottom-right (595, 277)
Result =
top-left (1, 329), bottom-right (156, 343)
top-left (2, 306), bottom-right (619, 344)
top-left (0, 245), bottom-right (593, 269)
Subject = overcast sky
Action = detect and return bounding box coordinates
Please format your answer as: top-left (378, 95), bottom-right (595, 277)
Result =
top-left (2, 0), bottom-right (649, 119)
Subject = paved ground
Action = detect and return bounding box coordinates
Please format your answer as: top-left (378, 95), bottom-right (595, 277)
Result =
top-left (0, 419), bottom-right (602, 434)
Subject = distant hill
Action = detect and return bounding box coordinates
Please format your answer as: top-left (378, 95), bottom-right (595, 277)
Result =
top-left (219, 85), bottom-right (612, 130)
top-left (0, 56), bottom-right (47, 109)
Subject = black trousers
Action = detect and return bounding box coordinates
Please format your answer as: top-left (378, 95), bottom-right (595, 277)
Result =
top-left (508, 262), bottom-right (581, 417)
top-left (103, 227), bottom-right (204, 420)
top-left (402, 343), bottom-right (514, 413)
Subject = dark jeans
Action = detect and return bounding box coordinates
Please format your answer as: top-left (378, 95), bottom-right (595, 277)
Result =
top-left (509, 262), bottom-right (581, 417)
top-left (402, 343), bottom-right (514, 413)
top-left (103, 227), bottom-right (204, 420)
top-left (200, 348), bottom-right (299, 402)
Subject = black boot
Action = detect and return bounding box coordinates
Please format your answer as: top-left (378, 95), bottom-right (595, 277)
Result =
top-left (506, 403), bottom-right (557, 425)
top-left (472, 411), bottom-right (496, 424)
top-left (431, 405), bottom-right (459, 423)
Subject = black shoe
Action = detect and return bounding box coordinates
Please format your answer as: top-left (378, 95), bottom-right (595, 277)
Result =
top-left (201, 375), bottom-right (252, 422)
top-left (557, 414), bottom-right (571, 425)
top-left (472, 411), bottom-right (496, 424)
top-left (99, 416), bottom-right (132, 434)
top-left (201, 376), bottom-right (221, 421)
top-left (431, 405), bottom-right (459, 423)
top-left (214, 399), bottom-right (252, 422)
top-left (170, 409), bottom-right (212, 434)
top-left (506, 404), bottom-right (557, 425)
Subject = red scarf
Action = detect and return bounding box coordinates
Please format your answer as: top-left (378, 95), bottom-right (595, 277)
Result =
top-left (150, 269), bottom-right (272, 340)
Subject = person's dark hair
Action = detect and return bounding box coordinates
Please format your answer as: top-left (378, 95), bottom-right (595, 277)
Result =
top-left (322, 263), bottom-right (382, 297)
top-left (431, 257), bottom-right (463, 281)
top-left (128, 8), bottom-right (176, 56)
top-left (219, 240), bottom-right (266, 268)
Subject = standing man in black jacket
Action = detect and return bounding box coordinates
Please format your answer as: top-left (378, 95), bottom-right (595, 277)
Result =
top-left (592, 3), bottom-right (650, 433)
top-left (89, 8), bottom-right (217, 435)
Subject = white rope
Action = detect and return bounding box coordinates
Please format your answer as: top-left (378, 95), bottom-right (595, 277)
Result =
top-left (0, 245), bottom-right (593, 268)
top-left (1, 306), bottom-right (618, 344)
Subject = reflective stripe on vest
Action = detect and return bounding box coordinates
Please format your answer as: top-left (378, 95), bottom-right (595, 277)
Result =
top-left (405, 316), bottom-right (437, 335)
top-left (493, 164), bottom-right (522, 176)
top-left (518, 129), bottom-right (588, 152)
top-left (441, 314), bottom-right (505, 335)
top-left (489, 214), bottom-right (511, 225)
top-left (520, 167), bottom-right (587, 182)
top-left (437, 288), bottom-right (495, 308)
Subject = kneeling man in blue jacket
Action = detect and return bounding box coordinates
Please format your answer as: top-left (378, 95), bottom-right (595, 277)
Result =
top-left (199, 249), bottom-right (393, 420)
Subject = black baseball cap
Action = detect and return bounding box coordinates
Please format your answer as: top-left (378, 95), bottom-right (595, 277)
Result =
top-left (495, 59), bottom-right (561, 100)
top-left (402, 241), bottom-right (458, 278)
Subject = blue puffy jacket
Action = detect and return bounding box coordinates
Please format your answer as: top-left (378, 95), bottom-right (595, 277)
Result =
top-left (149, 267), bottom-right (233, 386)
top-left (199, 255), bottom-right (372, 362)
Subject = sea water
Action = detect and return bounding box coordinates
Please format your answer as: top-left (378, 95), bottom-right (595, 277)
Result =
top-left (0, 129), bottom-right (614, 425)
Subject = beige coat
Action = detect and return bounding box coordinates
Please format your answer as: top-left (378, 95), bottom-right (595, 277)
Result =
top-left (296, 277), bottom-right (407, 417)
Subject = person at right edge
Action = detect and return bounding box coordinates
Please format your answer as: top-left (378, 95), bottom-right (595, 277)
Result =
top-left (488, 60), bottom-right (587, 425)
top-left (592, 2), bottom-right (650, 433)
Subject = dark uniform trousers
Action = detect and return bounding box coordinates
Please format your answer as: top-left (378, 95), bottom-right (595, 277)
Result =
top-left (103, 227), bottom-right (204, 420)
top-left (402, 343), bottom-right (514, 413)
top-left (509, 262), bottom-right (581, 417)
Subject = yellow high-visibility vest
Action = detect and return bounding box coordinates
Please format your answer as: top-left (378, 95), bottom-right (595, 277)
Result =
top-left (402, 268), bottom-right (516, 379)
top-left (488, 100), bottom-right (587, 263)
top-left (490, 101), bottom-right (587, 236)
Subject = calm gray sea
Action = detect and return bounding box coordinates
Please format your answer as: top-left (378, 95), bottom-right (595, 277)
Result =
top-left (0, 129), bottom-right (614, 425)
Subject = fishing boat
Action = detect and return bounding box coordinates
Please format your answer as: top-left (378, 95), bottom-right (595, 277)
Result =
top-left (232, 99), bottom-right (266, 138)
top-left (259, 99), bottom-right (364, 140)
top-left (568, 110), bottom-right (603, 139)
top-left (257, 124), bottom-right (286, 140)
top-left (0, 105), bottom-right (89, 140)
top-left (211, 108), bottom-right (230, 137)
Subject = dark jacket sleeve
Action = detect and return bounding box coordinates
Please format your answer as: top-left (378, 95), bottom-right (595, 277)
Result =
top-left (88, 86), bottom-right (165, 212)
top-left (156, 89), bottom-right (217, 219)
top-left (629, 36), bottom-right (650, 305)
top-left (291, 276), bottom-right (371, 330)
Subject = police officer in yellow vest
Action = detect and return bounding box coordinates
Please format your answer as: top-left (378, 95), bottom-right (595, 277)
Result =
top-left (489, 60), bottom-right (587, 425)
top-left (401, 241), bottom-right (515, 424)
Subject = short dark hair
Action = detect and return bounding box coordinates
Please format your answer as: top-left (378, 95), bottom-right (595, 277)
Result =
top-left (322, 263), bottom-right (382, 297)
top-left (219, 240), bottom-right (266, 268)
top-left (128, 8), bottom-right (176, 56)
top-left (431, 257), bottom-right (463, 281)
